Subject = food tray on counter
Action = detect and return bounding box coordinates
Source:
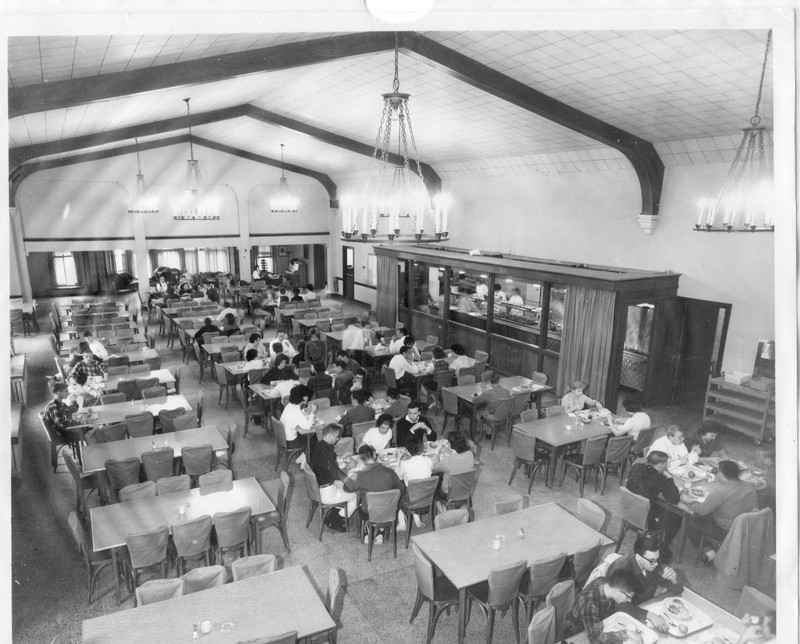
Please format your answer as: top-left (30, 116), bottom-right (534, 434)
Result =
top-left (601, 612), bottom-right (658, 644)
top-left (649, 597), bottom-right (714, 638)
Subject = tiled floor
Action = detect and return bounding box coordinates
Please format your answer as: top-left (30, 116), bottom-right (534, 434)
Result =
top-left (11, 296), bottom-right (776, 643)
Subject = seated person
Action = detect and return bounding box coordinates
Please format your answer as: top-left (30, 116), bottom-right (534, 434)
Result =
top-left (261, 353), bottom-right (295, 384)
top-left (383, 388), bottom-right (409, 419)
top-left (269, 331), bottom-right (297, 360)
top-left (561, 379), bottom-right (601, 413)
top-left (349, 367), bottom-right (373, 401)
top-left (68, 346), bottom-right (106, 381)
top-left (267, 373), bottom-right (302, 400)
top-left (335, 349), bottom-right (361, 374)
top-left (360, 414), bottom-right (394, 451)
top-left (432, 431), bottom-right (476, 492)
top-left (307, 361), bottom-right (334, 396)
top-left (449, 343), bottom-right (475, 373)
top-left (310, 424), bottom-right (357, 531)
top-left (195, 317), bottom-right (221, 345)
top-left (626, 450), bottom-right (682, 545)
top-left (67, 371), bottom-right (101, 408)
top-left (338, 389), bottom-right (376, 436)
top-left (82, 330), bottom-right (108, 359)
top-left (302, 283), bottom-right (318, 302)
top-left (205, 285), bottom-right (220, 303)
top-left (389, 327), bottom-right (410, 354)
top-left (219, 312), bottom-right (240, 337)
top-left (456, 287), bottom-right (480, 313)
top-left (607, 534), bottom-right (683, 633)
top-left (689, 460), bottom-right (759, 563)
top-left (563, 570), bottom-right (645, 643)
top-left (242, 348), bottom-right (266, 373)
top-left (279, 385), bottom-right (317, 449)
top-left (290, 287), bottom-right (304, 302)
top-left (611, 396), bottom-right (651, 439)
top-left (388, 346), bottom-right (429, 397)
top-left (215, 301), bottom-right (239, 322)
top-left (244, 332), bottom-right (269, 362)
top-left (44, 380), bottom-right (78, 438)
top-left (395, 401), bottom-right (437, 448)
top-left (473, 370), bottom-right (512, 431)
top-left (649, 425), bottom-right (698, 467)
top-left (401, 335), bottom-right (421, 361)
top-left (396, 435), bottom-right (434, 530)
top-left (684, 421), bottom-right (723, 458)
top-left (420, 346), bottom-right (451, 404)
top-left (330, 359), bottom-right (355, 405)
top-left (178, 277), bottom-right (193, 296)
top-left (68, 341), bottom-right (92, 369)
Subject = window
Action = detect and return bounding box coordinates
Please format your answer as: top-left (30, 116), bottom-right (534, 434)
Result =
top-left (546, 285), bottom-right (567, 354)
top-left (198, 248), bottom-right (231, 273)
top-left (112, 250), bottom-right (128, 273)
top-left (156, 250), bottom-right (181, 269)
top-left (256, 250), bottom-right (273, 274)
top-left (52, 252), bottom-right (78, 286)
top-left (367, 254), bottom-right (378, 287)
top-left (491, 275), bottom-right (543, 346)
top-left (410, 261), bottom-right (443, 315)
top-left (448, 268), bottom-right (487, 330)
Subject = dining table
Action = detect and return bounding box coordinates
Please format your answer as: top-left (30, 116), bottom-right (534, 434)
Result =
top-left (60, 320), bottom-right (138, 339)
top-left (90, 476), bottom-right (276, 605)
top-left (81, 425), bottom-right (228, 474)
top-left (412, 502), bottom-right (613, 644)
top-left (61, 334), bottom-right (147, 351)
top-left (70, 394), bottom-right (191, 430)
top-left (109, 348), bottom-right (159, 365)
top-left (512, 411), bottom-right (613, 487)
top-left (103, 368), bottom-right (176, 393)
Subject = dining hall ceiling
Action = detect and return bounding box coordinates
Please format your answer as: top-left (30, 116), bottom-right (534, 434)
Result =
top-left (8, 29), bottom-right (773, 190)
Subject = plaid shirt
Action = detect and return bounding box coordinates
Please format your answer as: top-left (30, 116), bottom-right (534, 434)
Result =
top-left (473, 384), bottom-right (510, 413)
top-left (69, 356), bottom-right (106, 380)
top-left (43, 397), bottom-right (78, 435)
top-left (563, 578), bottom-right (626, 643)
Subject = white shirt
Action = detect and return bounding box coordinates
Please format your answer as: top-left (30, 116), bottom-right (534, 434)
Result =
top-left (342, 324), bottom-right (366, 351)
top-left (615, 412), bottom-right (651, 439)
top-left (450, 355), bottom-right (475, 373)
top-left (279, 402), bottom-right (314, 441)
top-left (244, 341), bottom-right (269, 361)
top-left (215, 307), bottom-right (239, 322)
top-left (648, 435), bottom-right (698, 465)
top-left (397, 455), bottom-right (433, 484)
top-left (88, 339), bottom-right (108, 359)
top-left (389, 337), bottom-right (407, 354)
top-left (494, 289), bottom-right (507, 302)
top-left (360, 427), bottom-right (393, 451)
top-left (242, 359), bottom-right (266, 373)
top-left (475, 283), bottom-right (489, 300)
top-left (302, 290), bottom-right (318, 302)
top-left (389, 354), bottom-right (419, 380)
top-left (507, 294), bottom-right (524, 315)
top-left (252, 269), bottom-right (261, 280)
top-left (268, 379), bottom-right (299, 399)
top-left (269, 338), bottom-right (297, 359)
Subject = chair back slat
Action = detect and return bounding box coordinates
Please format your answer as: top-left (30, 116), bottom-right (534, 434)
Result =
top-left (620, 487), bottom-right (650, 530)
top-left (581, 435), bottom-right (608, 465)
top-left (486, 560), bottom-right (527, 606)
top-left (365, 489), bottom-right (401, 524)
top-left (126, 525), bottom-right (169, 568)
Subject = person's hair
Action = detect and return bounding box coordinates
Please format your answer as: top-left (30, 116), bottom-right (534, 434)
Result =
top-left (406, 435), bottom-right (423, 456)
top-left (432, 346), bottom-right (445, 359)
top-left (306, 283), bottom-right (314, 290)
top-left (312, 361), bottom-right (325, 374)
top-left (512, 287), bottom-right (521, 294)
top-left (335, 349), bottom-right (349, 358)
top-left (245, 348), bottom-right (258, 362)
top-left (333, 358), bottom-right (349, 370)
top-left (307, 328), bottom-right (319, 339)
top-left (248, 332), bottom-right (261, 343)
top-left (321, 423), bottom-right (340, 439)
top-left (407, 401), bottom-right (421, 412)
top-left (634, 534), bottom-right (663, 557)
top-left (386, 388), bottom-right (399, 400)
top-left (623, 397), bottom-right (642, 413)
top-left (403, 335), bottom-right (415, 347)
top-left (718, 460), bottom-right (740, 479)
top-left (665, 425), bottom-right (684, 438)
top-left (273, 353), bottom-right (289, 368)
top-left (487, 371), bottom-right (501, 385)
top-left (50, 381), bottom-right (68, 394)
top-left (607, 569), bottom-right (642, 596)
top-left (223, 301), bottom-right (232, 308)
top-left (451, 343), bottom-right (466, 355)
top-left (397, 328), bottom-right (408, 337)
top-left (355, 367), bottom-right (367, 379)
top-left (82, 330), bottom-right (93, 338)
top-left (357, 444), bottom-right (376, 461)
top-left (279, 288), bottom-right (286, 295)
top-left (376, 413), bottom-right (394, 428)
top-left (646, 450), bottom-right (669, 466)
top-left (292, 287), bottom-right (300, 295)
top-left (288, 385), bottom-right (307, 405)
top-left (224, 312), bottom-right (236, 325)
top-left (73, 371), bottom-right (88, 386)
top-left (272, 342), bottom-right (284, 354)
top-left (203, 317), bottom-right (212, 325)
top-left (352, 389), bottom-right (367, 404)
top-left (399, 346), bottom-right (412, 357)
top-left (700, 420), bottom-right (724, 437)
top-left (447, 431), bottom-right (470, 454)
top-left (78, 341), bottom-right (92, 354)
top-left (493, 284), bottom-right (502, 291)
top-left (569, 379), bottom-right (587, 390)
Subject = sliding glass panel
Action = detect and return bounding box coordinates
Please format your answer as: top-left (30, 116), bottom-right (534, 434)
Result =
top-left (448, 268), bottom-right (487, 330)
top-left (411, 261), bottom-right (444, 315)
top-left (546, 284), bottom-right (567, 354)
top-left (491, 275), bottom-right (543, 346)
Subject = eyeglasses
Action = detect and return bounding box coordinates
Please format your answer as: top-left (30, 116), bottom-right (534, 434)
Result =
top-left (620, 592), bottom-right (634, 603)
top-left (640, 555), bottom-right (660, 565)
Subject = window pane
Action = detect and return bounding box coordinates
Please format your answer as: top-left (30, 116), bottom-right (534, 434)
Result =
top-left (53, 252), bottom-right (78, 286)
top-left (113, 250), bottom-right (127, 273)
top-left (491, 275), bottom-right (543, 346)
top-left (410, 261), bottom-right (443, 315)
top-left (546, 285), bottom-right (567, 354)
top-left (367, 254), bottom-right (377, 286)
top-left (448, 268), bottom-right (487, 331)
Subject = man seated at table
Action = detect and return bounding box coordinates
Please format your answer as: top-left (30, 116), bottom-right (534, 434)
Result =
top-left (649, 425), bottom-right (699, 467)
top-left (195, 317), bottom-right (221, 345)
top-left (432, 431), bottom-right (477, 493)
top-left (307, 361), bottom-right (334, 397)
top-left (310, 425), bottom-right (357, 533)
top-left (334, 349), bottom-right (361, 375)
top-left (244, 332), bottom-right (269, 362)
top-left (611, 396), bottom-right (651, 440)
top-left (348, 367), bottom-right (373, 401)
top-left (290, 287), bottom-right (304, 303)
top-left (389, 346), bottom-right (430, 398)
top-left (689, 460), bottom-right (759, 564)
top-left (67, 371), bottom-right (101, 408)
top-left (338, 390), bottom-right (375, 437)
top-left (242, 348), bottom-right (266, 373)
top-left (344, 444), bottom-right (406, 544)
top-left (219, 312), bottom-right (240, 337)
top-left (269, 331), bottom-right (297, 361)
top-left (215, 301), bottom-right (239, 322)
top-left (360, 414), bottom-right (395, 451)
top-left (389, 327), bottom-right (410, 354)
top-left (342, 320), bottom-right (366, 364)
top-left (330, 359), bottom-right (355, 405)
top-left (563, 569), bottom-right (645, 644)
top-left (302, 283), bottom-right (318, 302)
top-left (449, 343), bottom-right (475, 373)
top-left (396, 401), bottom-right (437, 448)
top-left (561, 378), bottom-right (602, 413)
top-left (382, 389), bottom-right (408, 419)
top-left (68, 345), bottom-right (107, 381)
top-left (607, 534), bottom-right (682, 633)
top-left (626, 450), bottom-right (683, 547)
top-left (44, 380), bottom-right (79, 438)
top-left (81, 330), bottom-right (109, 359)
top-left (472, 370), bottom-right (512, 437)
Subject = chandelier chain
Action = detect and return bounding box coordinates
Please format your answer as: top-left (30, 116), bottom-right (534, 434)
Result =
top-left (751, 29), bottom-right (771, 126)
top-left (134, 137), bottom-right (142, 175)
top-left (184, 98), bottom-right (195, 161)
top-left (393, 32), bottom-right (400, 93)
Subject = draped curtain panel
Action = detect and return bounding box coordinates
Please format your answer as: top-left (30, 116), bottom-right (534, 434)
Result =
top-left (556, 286), bottom-right (616, 401)
top-left (76, 251), bottom-right (115, 294)
top-left (376, 254), bottom-right (398, 328)
top-left (624, 305), bottom-right (653, 354)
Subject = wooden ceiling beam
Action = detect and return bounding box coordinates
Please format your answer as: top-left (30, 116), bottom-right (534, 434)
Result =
top-left (9, 32), bottom-right (399, 119)
top-left (400, 32), bottom-right (664, 216)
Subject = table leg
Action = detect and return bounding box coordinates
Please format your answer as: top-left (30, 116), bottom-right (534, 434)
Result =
top-left (547, 447), bottom-right (561, 488)
top-left (675, 513), bottom-right (689, 564)
top-left (111, 547), bottom-right (121, 605)
top-left (458, 586), bottom-right (467, 643)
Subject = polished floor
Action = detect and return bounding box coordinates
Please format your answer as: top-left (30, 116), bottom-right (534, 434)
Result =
top-left (11, 297), bottom-right (776, 643)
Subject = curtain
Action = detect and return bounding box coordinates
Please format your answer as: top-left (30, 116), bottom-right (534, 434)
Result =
top-left (624, 305), bottom-right (653, 354)
top-left (184, 249), bottom-right (198, 274)
top-left (77, 251), bottom-right (115, 295)
top-left (376, 254), bottom-right (398, 327)
top-left (556, 286), bottom-right (616, 402)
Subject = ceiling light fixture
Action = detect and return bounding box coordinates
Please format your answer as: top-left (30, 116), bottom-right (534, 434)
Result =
top-left (340, 33), bottom-right (450, 244)
top-left (270, 144), bottom-right (299, 213)
top-left (695, 31), bottom-right (773, 233)
top-left (173, 98), bottom-right (220, 221)
top-left (127, 137), bottom-right (159, 214)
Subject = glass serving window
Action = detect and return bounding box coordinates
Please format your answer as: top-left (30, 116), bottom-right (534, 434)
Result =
top-left (410, 261), bottom-right (444, 315)
top-left (448, 268), bottom-right (487, 330)
top-left (546, 284), bottom-right (567, 354)
top-left (490, 275), bottom-right (543, 346)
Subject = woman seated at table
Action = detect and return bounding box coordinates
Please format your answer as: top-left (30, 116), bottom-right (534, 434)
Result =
top-left (432, 431), bottom-right (475, 492)
top-left (360, 414), bottom-right (394, 451)
top-left (261, 353), bottom-right (295, 384)
top-left (244, 332), bottom-right (269, 362)
top-left (220, 312), bottom-right (240, 337)
top-left (561, 379), bottom-right (602, 413)
top-left (449, 343), bottom-right (475, 373)
top-left (684, 421), bottom-right (723, 458)
top-left (397, 435), bottom-right (434, 530)
top-left (242, 348), bottom-right (266, 373)
top-left (611, 396), bottom-right (651, 439)
top-left (279, 385), bottom-right (318, 450)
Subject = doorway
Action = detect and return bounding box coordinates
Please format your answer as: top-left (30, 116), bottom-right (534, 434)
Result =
top-left (342, 246), bottom-right (355, 300)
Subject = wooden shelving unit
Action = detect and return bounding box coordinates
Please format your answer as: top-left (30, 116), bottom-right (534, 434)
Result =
top-left (703, 376), bottom-right (775, 444)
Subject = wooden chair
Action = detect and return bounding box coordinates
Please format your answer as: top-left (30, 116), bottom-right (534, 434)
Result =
top-left (436, 468), bottom-right (479, 521)
top-left (125, 525), bottom-right (170, 596)
top-left (628, 426), bottom-right (657, 466)
top-left (181, 444), bottom-right (214, 484)
top-left (141, 448), bottom-right (175, 482)
top-left (526, 605), bottom-right (557, 644)
top-left (433, 508), bottom-right (469, 530)
top-left (198, 469), bottom-right (233, 488)
top-left (465, 559), bottom-right (527, 644)
top-left (171, 515), bottom-right (213, 575)
top-left (64, 453), bottom-right (100, 522)
top-left (559, 435), bottom-right (607, 497)
top-left (141, 385), bottom-right (167, 399)
top-left (213, 507), bottom-right (252, 562)
top-left (254, 471), bottom-right (291, 553)
top-left (478, 396), bottom-right (515, 449)
top-left (494, 494), bottom-right (524, 515)
top-left (273, 419), bottom-right (305, 472)
top-left (409, 543), bottom-right (460, 644)
top-left (360, 489), bottom-right (401, 562)
top-left (100, 392), bottom-right (126, 406)
top-left (67, 511), bottom-right (115, 604)
top-left (542, 404), bottom-right (565, 418)
top-left (572, 540), bottom-right (604, 589)
top-left (181, 565), bottom-right (226, 594)
top-left (440, 388), bottom-right (470, 434)
top-left (103, 457), bottom-right (142, 504)
top-left (517, 553), bottom-right (567, 625)
top-left (615, 487), bottom-right (651, 552)
top-left (119, 481), bottom-right (157, 502)
top-left (508, 428), bottom-right (549, 493)
top-left (156, 475), bottom-right (191, 495)
top-left (231, 554), bottom-right (277, 581)
top-left (545, 580), bottom-right (576, 642)
top-left (599, 435), bottom-right (633, 494)
top-left (238, 388), bottom-right (269, 440)
top-left (301, 459), bottom-right (350, 541)
top-left (576, 498), bottom-right (608, 533)
top-left (214, 362), bottom-right (237, 408)
top-left (400, 476), bottom-right (439, 549)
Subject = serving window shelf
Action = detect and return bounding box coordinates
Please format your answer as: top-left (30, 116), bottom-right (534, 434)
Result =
top-left (374, 245), bottom-right (680, 409)
top-left (703, 376), bottom-right (775, 444)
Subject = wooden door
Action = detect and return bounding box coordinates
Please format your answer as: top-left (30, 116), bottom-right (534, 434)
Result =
top-left (342, 246), bottom-right (355, 300)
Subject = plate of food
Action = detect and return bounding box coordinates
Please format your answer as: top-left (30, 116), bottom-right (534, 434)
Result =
top-left (669, 464), bottom-right (709, 482)
top-left (602, 612), bottom-right (658, 644)
top-left (688, 485), bottom-right (711, 499)
top-left (663, 597), bottom-right (694, 621)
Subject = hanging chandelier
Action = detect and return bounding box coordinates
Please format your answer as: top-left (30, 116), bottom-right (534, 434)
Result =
top-left (173, 98), bottom-right (220, 221)
top-left (695, 31), bottom-right (773, 233)
top-left (270, 144), bottom-right (299, 212)
top-left (127, 137), bottom-right (159, 214)
top-left (340, 34), bottom-right (450, 243)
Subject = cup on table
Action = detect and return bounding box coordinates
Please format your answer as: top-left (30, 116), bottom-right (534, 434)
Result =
top-left (200, 620), bottom-right (213, 634)
top-left (492, 534), bottom-right (505, 550)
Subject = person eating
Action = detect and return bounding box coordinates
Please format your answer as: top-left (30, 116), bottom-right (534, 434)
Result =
top-left (611, 396), bottom-right (651, 440)
top-left (310, 424), bottom-right (357, 532)
top-left (396, 401), bottom-right (437, 448)
top-left (360, 414), bottom-right (395, 451)
top-left (44, 381), bottom-right (78, 438)
top-left (561, 379), bottom-right (602, 413)
top-left (649, 425), bottom-right (698, 467)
